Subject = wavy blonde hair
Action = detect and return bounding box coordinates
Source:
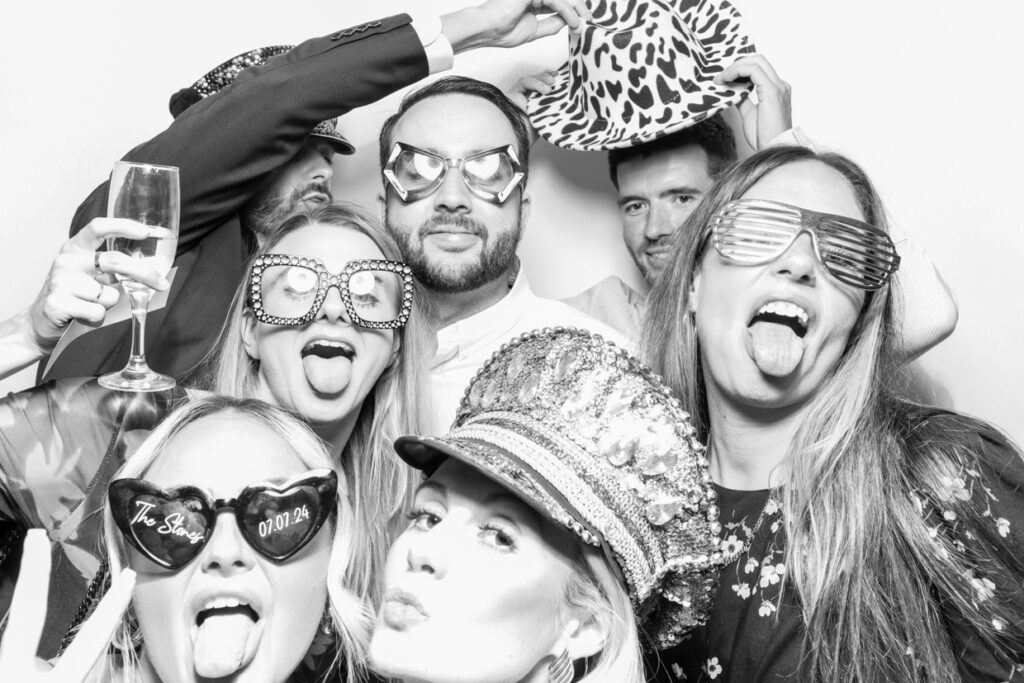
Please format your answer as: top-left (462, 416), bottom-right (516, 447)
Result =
top-left (193, 202), bottom-right (434, 608)
top-left (98, 396), bottom-right (371, 682)
top-left (642, 146), bottom-right (1024, 681)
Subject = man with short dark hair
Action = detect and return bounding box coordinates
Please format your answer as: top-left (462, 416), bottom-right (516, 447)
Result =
top-left (40, 0), bottom-right (590, 383)
top-left (377, 76), bottom-right (628, 431)
top-left (565, 55), bottom-right (957, 356)
top-left (563, 114), bottom-right (748, 336)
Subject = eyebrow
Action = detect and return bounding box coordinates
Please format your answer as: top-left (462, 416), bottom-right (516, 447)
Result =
top-left (399, 143), bottom-right (506, 159)
top-left (617, 186), bottom-right (704, 208)
top-left (416, 479), bottom-right (447, 497)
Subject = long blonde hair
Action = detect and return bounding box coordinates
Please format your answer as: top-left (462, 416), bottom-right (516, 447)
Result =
top-left (98, 396), bottom-right (371, 682)
top-left (642, 146), bottom-right (1024, 681)
top-left (194, 202), bottom-right (433, 606)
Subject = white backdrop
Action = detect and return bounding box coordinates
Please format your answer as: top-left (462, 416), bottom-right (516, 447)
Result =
top-left (1, 1), bottom-right (1022, 443)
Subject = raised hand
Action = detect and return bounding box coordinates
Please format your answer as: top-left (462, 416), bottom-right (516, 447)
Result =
top-left (29, 217), bottom-right (171, 351)
top-left (714, 54), bottom-right (793, 151)
top-left (0, 529), bottom-right (136, 682)
top-left (505, 70), bottom-right (559, 146)
top-left (443, 0), bottom-right (592, 53)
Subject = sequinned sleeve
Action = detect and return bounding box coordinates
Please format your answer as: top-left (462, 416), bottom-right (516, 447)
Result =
top-left (0, 379), bottom-right (123, 528)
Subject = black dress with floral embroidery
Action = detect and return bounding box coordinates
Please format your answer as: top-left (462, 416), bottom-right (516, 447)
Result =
top-left (647, 417), bottom-right (1024, 682)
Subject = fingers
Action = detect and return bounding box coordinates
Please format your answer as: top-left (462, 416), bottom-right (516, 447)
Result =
top-left (0, 529), bottom-right (50, 668)
top-left (531, 0), bottom-right (590, 35)
top-left (95, 251), bottom-right (170, 291)
top-left (716, 54), bottom-right (783, 87)
top-left (714, 53), bottom-right (791, 109)
top-left (54, 568), bottom-right (136, 681)
top-left (520, 71), bottom-right (558, 96)
top-left (715, 53), bottom-right (793, 149)
top-left (69, 217), bottom-right (160, 251)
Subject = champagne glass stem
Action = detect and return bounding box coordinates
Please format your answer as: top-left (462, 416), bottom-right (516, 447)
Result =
top-left (123, 287), bottom-right (154, 379)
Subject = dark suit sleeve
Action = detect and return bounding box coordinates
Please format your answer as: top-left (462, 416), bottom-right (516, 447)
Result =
top-left (69, 14), bottom-right (428, 253)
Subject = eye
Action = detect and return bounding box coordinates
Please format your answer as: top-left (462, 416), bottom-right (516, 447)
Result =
top-left (407, 508), bottom-right (441, 532)
top-left (410, 152), bottom-right (444, 181)
top-left (464, 153), bottom-right (501, 180)
top-left (621, 201), bottom-right (647, 217)
top-left (479, 523), bottom-right (517, 552)
top-left (671, 193), bottom-right (698, 206)
top-left (348, 271), bottom-right (376, 297)
top-left (284, 266), bottom-right (318, 295)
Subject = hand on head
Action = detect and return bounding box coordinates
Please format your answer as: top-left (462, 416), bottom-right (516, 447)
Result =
top-left (715, 54), bottom-right (793, 150)
top-left (0, 529), bottom-right (135, 682)
top-left (28, 217), bottom-right (170, 351)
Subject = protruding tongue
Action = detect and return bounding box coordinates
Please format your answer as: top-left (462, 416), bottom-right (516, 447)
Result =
top-left (302, 355), bottom-right (352, 394)
top-left (193, 613), bottom-right (263, 678)
top-left (750, 322), bottom-right (804, 377)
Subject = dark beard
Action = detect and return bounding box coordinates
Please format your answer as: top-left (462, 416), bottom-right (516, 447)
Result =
top-left (389, 213), bottom-right (521, 293)
top-left (241, 180), bottom-right (332, 242)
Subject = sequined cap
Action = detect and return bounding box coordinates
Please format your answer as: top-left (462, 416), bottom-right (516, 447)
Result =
top-left (167, 45), bottom-right (354, 154)
top-left (395, 328), bottom-right (735, 649)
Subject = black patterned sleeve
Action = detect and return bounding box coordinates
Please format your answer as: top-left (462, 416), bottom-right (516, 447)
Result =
top-left (921, 418), bottom-right (1024, 681)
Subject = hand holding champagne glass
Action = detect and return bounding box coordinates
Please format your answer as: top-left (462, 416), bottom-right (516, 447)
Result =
top-left (98, 161), bottom-right (180, 392)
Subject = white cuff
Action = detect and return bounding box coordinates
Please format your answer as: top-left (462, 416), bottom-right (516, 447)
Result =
top-left (409, 12), bottom-right (454, 74)
top-left (765, 126), bottom-right (816, 151)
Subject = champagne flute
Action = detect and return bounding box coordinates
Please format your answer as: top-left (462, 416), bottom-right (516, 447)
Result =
top-left (98, 161), bottom-right (180, 392)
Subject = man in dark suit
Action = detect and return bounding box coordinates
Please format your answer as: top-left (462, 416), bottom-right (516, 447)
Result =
top-left (40, 0), bottom-right (588, 383)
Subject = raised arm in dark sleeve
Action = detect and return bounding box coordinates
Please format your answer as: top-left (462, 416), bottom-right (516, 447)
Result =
top-left (44, 17), bottom-right (428, 382)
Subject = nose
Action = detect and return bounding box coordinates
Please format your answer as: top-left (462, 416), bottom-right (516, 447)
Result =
top-left (298, 143), bottom-right (334, 187)
top-left (432, 165), bottom-right (471, 215)
top-left (314, 286), bottom-right (354, 325)
top-left (201, 512), bottom-right (256, 576)
top-left (405, 525), bottom-right (448, 580)
top-left (644, 202), bottom-right (676, 241)
top-left (773, 231), bottom-right (818, 285)
top-left (309, 153), bottom-right (333, 186)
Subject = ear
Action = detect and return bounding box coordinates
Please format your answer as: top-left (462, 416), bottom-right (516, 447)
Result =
top-left (688, 267), bottom-right (702, 314)
top-left (519, 192), bottom-right (532, 238)
top-left (241, 308), bottom-right (261, 361)
top-left (558, 608), bottom-right (609, 662)
top-left (376, 194), bottom-right (387, 227)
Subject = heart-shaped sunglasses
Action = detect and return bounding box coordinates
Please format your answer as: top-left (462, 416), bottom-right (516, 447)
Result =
top-left (109, 469), bottom-right (337, 570)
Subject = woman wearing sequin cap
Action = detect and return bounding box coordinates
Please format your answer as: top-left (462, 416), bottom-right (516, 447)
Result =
top-left (643, 145), bottom-right (1024, 681)
top-left (368, 327), bottom-right (729, 683)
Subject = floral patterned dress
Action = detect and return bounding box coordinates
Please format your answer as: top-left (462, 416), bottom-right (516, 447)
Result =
top-left (648, 419), bottom-right (1024, 682)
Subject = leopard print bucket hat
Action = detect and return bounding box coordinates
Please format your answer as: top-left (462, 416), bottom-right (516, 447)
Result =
top-left (527, 0), bottom-right (755, 151)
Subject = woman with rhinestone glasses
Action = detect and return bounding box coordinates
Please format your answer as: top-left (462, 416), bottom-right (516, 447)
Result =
top-left (0, 202), bottom-right (432, 665)
top-left (643, 146), bottom-right (1024, 682)
top-left (368, 328), bottom-right (729, 683)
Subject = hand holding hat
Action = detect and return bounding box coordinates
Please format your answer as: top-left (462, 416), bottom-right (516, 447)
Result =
top-left (527, 0), bottom-right (756, 151)
top-left (716, 54), bottom-right (793, 150)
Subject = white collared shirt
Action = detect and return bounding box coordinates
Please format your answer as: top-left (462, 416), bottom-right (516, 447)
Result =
top-left (428, 271), bottom-right (633, 433)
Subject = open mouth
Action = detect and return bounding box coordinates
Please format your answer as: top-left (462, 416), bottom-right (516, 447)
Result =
top-left (748, 301), bottom-right (809, 338)
top-left (301, 339), bottom-right (355, 360)
top-left (196, 598), bottom-right (260, 627)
